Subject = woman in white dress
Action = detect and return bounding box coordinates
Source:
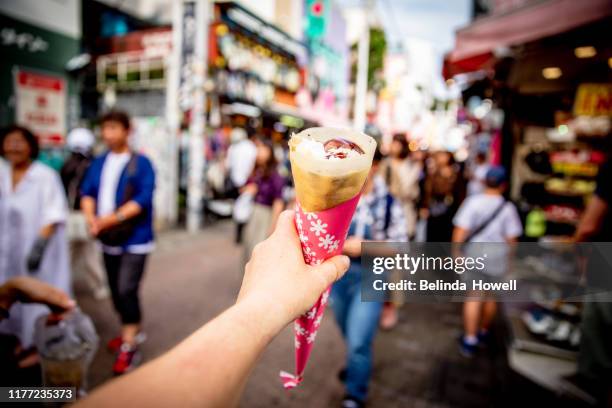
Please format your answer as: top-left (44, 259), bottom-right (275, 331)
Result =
top-left (0, 125), bottom-right (70, 355)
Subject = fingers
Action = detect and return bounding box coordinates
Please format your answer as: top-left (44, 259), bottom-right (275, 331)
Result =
top-left (43, 287), bottom-right (77, 312)
top-left (272, 210), bottom-right (299, 243)
top-left (13, 277), bottom-right (76, 312)
top-left (311, 255), bottom-right (350, 288)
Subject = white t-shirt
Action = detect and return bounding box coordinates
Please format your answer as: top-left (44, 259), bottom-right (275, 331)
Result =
top-left (453, 193), bottom-right (522, 243)
top-left (98, 152), bottom-right (131, 216)
top-left (226, 139), bottom-right (257, 187)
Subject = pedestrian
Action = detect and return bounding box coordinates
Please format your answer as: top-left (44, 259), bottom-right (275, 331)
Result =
top-left (466, 151), bottom-right (490, 196)
top-left (80, 111), bottom-right (156, 375)
top-left (331, 149), bottom-right (408, 408)
top-left (420, 151), bottom-right (462, 242)
top-left (60, 128), bottom-right (109, 300)
top-left (451, 166), bottom-right (522, 357)
top-left (0, 125), bottom-right (71, 362)
top-left (378, 134), bottom-right (420, 329)
top-left (380, 134), bottom-right (421, 238)
top-left (226, 127), bottom-right (257, 243)
top-left (242, 138), bottom-right (285, 266)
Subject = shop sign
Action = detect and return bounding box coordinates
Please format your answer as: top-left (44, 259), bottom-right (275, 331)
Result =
top-left (223, 5), bottom-right (306, 62)
top-left (1, 27), bottom-right (49, 53)
top-left (574, 83), bottom-right (612, 116)
top-left (14, 69), bottom-right (66, 145)
top-left (0, 14), bottom-right (80, 73)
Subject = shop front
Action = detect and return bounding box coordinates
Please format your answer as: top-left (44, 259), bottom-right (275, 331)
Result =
top-left (446, 1), bottom-right (612, 402)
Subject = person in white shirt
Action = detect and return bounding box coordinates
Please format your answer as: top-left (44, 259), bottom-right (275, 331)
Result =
top-left (226, 127), bottom-right (256, 243)
top-left (226, 127), bottom-right (257, 189)
top-left (0, 126), bottom-right (70, 363)
top-left (452, 166), bottom-right (522, 357)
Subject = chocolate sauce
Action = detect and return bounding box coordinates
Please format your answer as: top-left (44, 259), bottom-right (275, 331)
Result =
top-left (323, 138), bottom-right (364, 159)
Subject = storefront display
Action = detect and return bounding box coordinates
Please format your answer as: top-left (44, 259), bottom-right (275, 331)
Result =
top-left (447, 4), bottom-right (611, 398)
top-left (209, 2), bottom-right (306, 109)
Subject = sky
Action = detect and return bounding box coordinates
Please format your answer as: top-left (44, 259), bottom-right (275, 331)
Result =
top-left (338, 0), bottom-right (472, 98)
top-left (375, 0), bottom-right (472, 54)
top-left (339, 0), bottom-right (472, 53)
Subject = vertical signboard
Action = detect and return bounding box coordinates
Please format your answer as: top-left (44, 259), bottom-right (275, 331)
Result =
top-left (14, 69), bottom-right (66, 145)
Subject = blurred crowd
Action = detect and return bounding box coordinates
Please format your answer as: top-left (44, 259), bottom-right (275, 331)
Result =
top-left (1, 113), bottom-right (611, 407)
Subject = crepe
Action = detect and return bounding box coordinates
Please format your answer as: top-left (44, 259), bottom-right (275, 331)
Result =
top-left (281, 127), bottom-right (377, 389)
top-left (289, 127), bottom-right (377, 212)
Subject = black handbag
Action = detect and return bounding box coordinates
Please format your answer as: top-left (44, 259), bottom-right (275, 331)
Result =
top-left (98, 155), bottom-right (145, 246)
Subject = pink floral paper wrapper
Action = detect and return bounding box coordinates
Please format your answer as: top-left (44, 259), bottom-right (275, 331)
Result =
top-left (280, 193), bottom-right (361, 389)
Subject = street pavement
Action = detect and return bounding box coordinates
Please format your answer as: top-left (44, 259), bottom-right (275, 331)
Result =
top-left (75, 220), bottom-right (506, 408)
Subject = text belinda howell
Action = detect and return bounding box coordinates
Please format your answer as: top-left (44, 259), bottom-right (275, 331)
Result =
top-left (373, 279), bottom-right (518, 292)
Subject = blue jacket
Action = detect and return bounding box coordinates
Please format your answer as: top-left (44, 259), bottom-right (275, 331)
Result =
top-left (80, 152), bottom-right (155, 247)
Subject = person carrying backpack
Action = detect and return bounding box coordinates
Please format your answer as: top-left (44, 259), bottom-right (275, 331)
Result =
top-left (80, 111), bottom-right (156, 375)
top-left (452, 166), bottom-right (522, 357)
top-left (331, 149), bottom-right (408, 408)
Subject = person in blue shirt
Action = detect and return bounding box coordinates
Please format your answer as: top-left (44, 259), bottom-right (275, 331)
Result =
top-left (80, 111), bottom-right (155, 375)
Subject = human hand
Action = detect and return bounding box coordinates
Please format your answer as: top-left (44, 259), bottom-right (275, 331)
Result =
top-left (87, 216), bottom-right (100, 236)
top-left (95, 215), bottom-right (118, 232)
top-left (237, 210), bottom-right (349, 332)
top-left (0, 276), bottom-right (76, 316)
top-left (343, 236), bottom-right (362, 257)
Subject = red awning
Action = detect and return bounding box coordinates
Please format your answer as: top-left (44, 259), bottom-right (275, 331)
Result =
top-left (448, 0), bottom-right (612, 63)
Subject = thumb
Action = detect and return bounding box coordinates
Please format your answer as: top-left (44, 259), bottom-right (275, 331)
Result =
top-left (311, 255), bottom-right (350, 288)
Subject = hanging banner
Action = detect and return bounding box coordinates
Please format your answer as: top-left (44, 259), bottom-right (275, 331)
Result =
top-left (14, 69), bottom-right (66, 145)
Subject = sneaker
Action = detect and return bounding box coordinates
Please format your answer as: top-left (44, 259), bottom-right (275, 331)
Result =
top-left (113, 343), bottom-right (142, 375)
top-left (107, 332), bottom-right (147, 352)
top-left (107, 336), bottom-right (122, 352)
top-left (458, 336), bottom-right (478, 358)
top-left (341, 395), bottom-right (364, 408)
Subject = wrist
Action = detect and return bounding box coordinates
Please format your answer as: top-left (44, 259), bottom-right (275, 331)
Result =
top-left (234, 296), bottom-right (288, 341)
top-left (115, 211), bottom-right (126, 223)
